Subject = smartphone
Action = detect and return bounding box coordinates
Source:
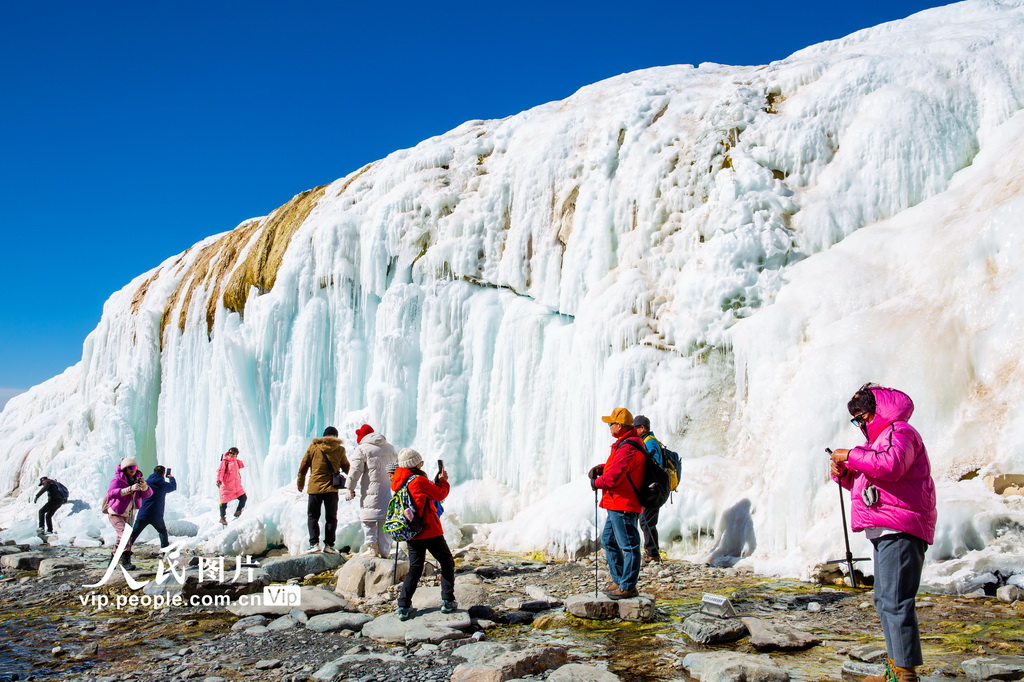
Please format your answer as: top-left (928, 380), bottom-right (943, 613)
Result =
top-left (167, 467), bottom-right (173, 477)
top-left (825, 448), bottom-right (833, 456)
top-left (437, 459), bottom-right (445, 473)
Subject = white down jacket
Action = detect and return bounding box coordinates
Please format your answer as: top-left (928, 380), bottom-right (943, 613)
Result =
top-left (346, 432), bottom-right (398, 521)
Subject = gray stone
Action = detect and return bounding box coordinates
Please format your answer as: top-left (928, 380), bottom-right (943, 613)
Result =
top-left (548, 663), bottom-right (622, 681)
top-left (524, 585), bottom-right (562, 604)
top-left (565, 593), bottom-right (619, 620)
top-left (260, 553), bottom-right (344, 582)
top-left (849, 645), bottom-right (889, 664)
top-left (996, 585), bottom-right (1024, 604)
top-left (362, 610), bottom-right (474, 645)
top-left (231, 615), bottom-right (267, 631)
top-left (288, 607), bottom-right (308, 624)
top-left (961, 656), bottom-right (1024, 680)
top-left (449, 642), bottom-right (510, 663)
top-left (682, 613), bottom-right (749, 644)
top-left (312, 654), bottom-right (406, 680)
top-left (266, 615), bottom-right (297, 631)
top-left (0, 546), bottom-right (23, 556)
top-left (682, 652), bottom-right (790, 682)
top-left (255, 659), bottom-right (281, 670)
top-left (842, 661), bottom-right (885, 678)
top-left (71, 642), bottom-right (99, 660)
top-left (334, 556), bottom-right (408, 598)
top-left (405, 621), bottom-right (470, 645)
top-left (243, 625), bottom-right (269, 635)
top-left (305, 612), bottom-right (375, 633)
top-left (0, 551), bottom-right (49, 570)
top-left (227, 585), bottom-right (356, 617)
top-left (411, 583), bottom-right (489, 609)
top-left (740, 617), bottom-right (821, 651)
top-left (450, 646), bottom-right (569, 682)
top-left (38, 558), bottom-right (86, 577)
top-left (806, 602), bottom-right (822, 613)
top-left (616, 596), bottom-right (656, 622)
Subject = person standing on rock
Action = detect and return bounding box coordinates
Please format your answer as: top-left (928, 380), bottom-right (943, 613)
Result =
top-left (632, 415), bottom-right (665, 564)
top-left (128, 465), bottom-right (177, 549)
top-left (103, 457), bottom-right (153, 570)
top-left (345, 423), bottom-right (398, 558)
top-left (297, 427), bottom-right (349, 554)
top-left (393, 448), bottom-right (456, 620)
top-left (589, 407), bottom-right (645, 600)
top-left (35, 476), bottom-right (68, 535)
top-left (216, 447), bottom-right (247, 525)
top-left (830, 384), bottom-right (937, 682)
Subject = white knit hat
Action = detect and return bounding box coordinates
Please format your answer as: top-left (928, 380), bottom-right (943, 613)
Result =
top-left (398, 448), bottom-right (423, 468)
top-left (120, 457), bottom-right (138, 469)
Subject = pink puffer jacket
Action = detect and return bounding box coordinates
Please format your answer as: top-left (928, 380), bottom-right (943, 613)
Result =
top-left (833, 386), bottom-right (937, 544)
top-left (216, 456), bottom-right (246, 503)
top-left (105, 466), bottom-right (154, 516)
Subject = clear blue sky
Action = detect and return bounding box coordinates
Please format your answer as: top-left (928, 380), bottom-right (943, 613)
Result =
top-left (0, 0), bottom-right (951, 400)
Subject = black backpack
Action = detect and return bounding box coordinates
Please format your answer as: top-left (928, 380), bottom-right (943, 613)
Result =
top-left (623, 440), bottom-right (670, 510)
top-left (53, 481), bottom-right (69, 501)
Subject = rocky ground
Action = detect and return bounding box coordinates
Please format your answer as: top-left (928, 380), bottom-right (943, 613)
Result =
top-left (1, 540), bottom-right (1023, 682)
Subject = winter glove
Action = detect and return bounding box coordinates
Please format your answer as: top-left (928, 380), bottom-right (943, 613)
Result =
top-left (588, 465), bottom-right (604, 481)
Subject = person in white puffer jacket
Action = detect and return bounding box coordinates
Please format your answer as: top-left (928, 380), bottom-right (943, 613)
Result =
top-left (345, 424), bottom-right (398, 557)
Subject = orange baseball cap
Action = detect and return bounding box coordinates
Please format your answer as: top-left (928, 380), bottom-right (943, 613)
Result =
top-left (600, 408), bottom-right (633, 425)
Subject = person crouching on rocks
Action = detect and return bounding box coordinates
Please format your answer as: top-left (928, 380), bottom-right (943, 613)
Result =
top-left (589, 407), bottom-right (645, 600)
top-left (393, 448), bottom-right (456, 621)
top-left (830, 384), bottom-right (936, 682)
top-left (216, 447), bottom-right (247, 525)
top-left (103, 457), bottom-right (153, 570)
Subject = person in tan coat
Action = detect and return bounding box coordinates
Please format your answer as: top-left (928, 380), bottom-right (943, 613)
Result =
top-left (345, 423), bottom-right (398, 557)
top-left (297, 426), bottom-right (349, 553)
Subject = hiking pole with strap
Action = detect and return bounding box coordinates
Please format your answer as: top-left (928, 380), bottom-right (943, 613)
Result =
top-left (594, 488), bottom-right (599, 598)
top-left (825, 448), bottom-right (869, 588)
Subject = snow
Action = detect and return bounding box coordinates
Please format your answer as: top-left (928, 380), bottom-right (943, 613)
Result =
top-left (3, 0), bottom-right (1024, 593)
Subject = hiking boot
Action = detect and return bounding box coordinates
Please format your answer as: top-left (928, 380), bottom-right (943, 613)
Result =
top-left (605, 585), bottom-right (639, 600)
top-left (359, 542), bottom-right (380, 557)
top-left (120, 552), bottom-right (137, 571)
top-left (441, 599), bottom-right (458, 614)
top-left (893, 666), bottom-right (918, 682)
top-left (307, 542), bottom-right (322, 554)
top-left (397, 606), bottom-right (412, 621)
top-left (323, 545), bottom-right (339, 554)
top-left (234, 509), bottom-right (243, 519)
top-left (604, 582), bottom-right (619, 593)
top-left (863, 658), bottom-right (894, 682)
top-left (219, 517), bottom-right (228, 526)
top-left (644, 553), bottom-right (662, 564)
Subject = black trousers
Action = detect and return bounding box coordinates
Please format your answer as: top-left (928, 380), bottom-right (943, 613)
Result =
top-left (219, 493), bottom-right (247, 518)
top-left (398, 535), bottom-right (455, 608)
top-left (128, 518), bottom-right (170, 548)
top-left (639, 505), bottom-right (660, 558)
top-left (38, 500), bottom-right (63, 532)
top-left (307, 492), bottom-right (339, 547)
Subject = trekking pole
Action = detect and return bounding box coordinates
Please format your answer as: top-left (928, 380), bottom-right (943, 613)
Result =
top-left (594, 488), bottom-right (599, 598)
top-left (825, 448), bottom-right (869, 588)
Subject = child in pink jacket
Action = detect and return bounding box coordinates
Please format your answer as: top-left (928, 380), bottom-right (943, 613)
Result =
top-left (216, 447), bottom-right (247, 525)
top-left (830, 384), bottom-right (937, 682)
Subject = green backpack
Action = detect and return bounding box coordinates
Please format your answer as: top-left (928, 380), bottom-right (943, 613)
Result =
top-left (384, 476), bottom-right (423, 542)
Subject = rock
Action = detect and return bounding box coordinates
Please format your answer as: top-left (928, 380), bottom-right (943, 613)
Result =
top-left (996, 585), bottom-right (1024, 603)
top-left (71, 642), bottom-right (100, 659)
top-left (405, 620), bottom-right (471, 645)
top-left (849, 645), bottom-right (889, 664)
top-left (266, 615), bottom-right (297, 631)
top-left (682, 613), bottom-right (749, 644)
top-left (500, 610), bottom-right (535, 625)
top-left (524, 585), bottom-right (562, 604)
top-left (362, 610), bottom-right (474, 645)
top-left (842, 660), bottom-right (885, 678)
top-left (52, 645), bottom-right (64, 656)
top-left (0, 546), bottom-right (23, 556)
top-left (260, 553), bottom-right (345, 582)
top-left (740, 617), bottom-right (820, 651)
top-left (38, 558), bottom-right (86, 576)
top-left (450, 642), bottom-right (510, 663)
top-left (616, 596), bottom-right (656, 622)
top-left (333, 555), bottom-right (406, 598)
top-left (244, 625), bottom-right (270, 635)
top-left (411, 583), bottom-right (489, 610)
top-left (231, 615), bottom-right (268, 631)
top-left (183, 568), bottom-right (270, 600)
top-left (227, 585), bottom-right (356, 617)
top-left (255, 659), bottom-right (281, 670)
top-left (450, 646), bottom-right (569, 682)
top-left (565, 593), bottom-right (619, 620)
top-left (305, 612), bottom-right (375, 633)
top-left (806, 602), bottom-right (822, 613)
top-left (961, 656), bottom-right (1024, 680)
top-left (548, 663), bottom-right (622, 681)
top-left (289, 608), bottom-right (308, 624)
top-left (682, 652), bottom-right (790, 682)
top-left (165, 519), bottom-right (199, 537)
top-left (1, 551), bottom-right (49, 571)
top-left (312, 653), bottom-right (406, 680)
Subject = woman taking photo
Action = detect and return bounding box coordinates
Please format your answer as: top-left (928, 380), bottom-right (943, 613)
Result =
top-left (830, 384), bottom-right (937, 682)
top-left (217, 447), bottom-right (247, 525)
top-left (103, 457), bottom-right (153, 570)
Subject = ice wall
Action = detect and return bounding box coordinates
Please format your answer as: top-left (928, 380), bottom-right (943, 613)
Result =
top-left (2, 0), bottom-right (1024, 591)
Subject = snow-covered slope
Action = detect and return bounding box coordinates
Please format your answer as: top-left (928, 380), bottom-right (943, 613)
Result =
top-left (3, 0), bottom-right (1024, 591)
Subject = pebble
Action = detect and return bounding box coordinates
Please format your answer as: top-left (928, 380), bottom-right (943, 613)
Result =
top-left (859, 601), bottom-right (873, 609)
top-left (255, 659), bottom-right (282, 670)
top-left (807, 602), bottom-right (822, 613)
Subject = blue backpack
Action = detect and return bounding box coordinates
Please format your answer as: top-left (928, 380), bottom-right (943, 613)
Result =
top-left (384, 476), bottom-right (423, 542)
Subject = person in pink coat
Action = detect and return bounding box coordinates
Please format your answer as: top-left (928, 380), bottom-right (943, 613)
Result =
top-left (830, 384), bottom-right (937, 682)
top-left (103, 456), bottom-right (154, 570)
top-left (216, 447), bottom-right (247, 525)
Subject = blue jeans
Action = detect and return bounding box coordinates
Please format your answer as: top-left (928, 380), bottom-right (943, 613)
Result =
top-left (872, 532), bottom-right (927, 667)
top-left (602, 510), bottom-right (641, 592)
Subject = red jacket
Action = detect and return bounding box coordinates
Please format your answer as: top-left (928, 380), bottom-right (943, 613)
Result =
top-left (594, 428), bottom-right (645, 513)
top-left (391, 467), bottom-right (450, 540)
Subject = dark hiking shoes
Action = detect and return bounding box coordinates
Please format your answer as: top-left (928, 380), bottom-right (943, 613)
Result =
top-left (441, 599), bottom-right (458, 614)
top-left (397, 606), bottom-right (412, 621)
top-left (219, 517), bottom-right (228, 526)
top-left (120, 552), bottom-right (137, 571)
top-left (605, 586), bottom-right (639, 600)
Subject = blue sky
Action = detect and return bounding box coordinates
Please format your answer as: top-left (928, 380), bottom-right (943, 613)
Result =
top-left (0, 0), bottom-right (951, 404)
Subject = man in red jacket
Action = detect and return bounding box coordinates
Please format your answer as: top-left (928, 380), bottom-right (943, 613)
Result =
top-left (589, 407), bottom-right (646, 599)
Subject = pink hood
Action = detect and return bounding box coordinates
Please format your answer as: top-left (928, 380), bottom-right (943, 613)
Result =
top-left (837, 386), bottom-right (937, 544)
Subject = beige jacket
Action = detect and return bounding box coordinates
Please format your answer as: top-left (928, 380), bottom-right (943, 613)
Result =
top-left (297, 437), bottom-right (349, 494)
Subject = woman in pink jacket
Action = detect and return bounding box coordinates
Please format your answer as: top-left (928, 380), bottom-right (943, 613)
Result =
top-left (216, 447), bottom-right (247, 525)
top-left (830, 384), bottom-right (937, 682)
top-left (103, 456), bottom-right (154, 570)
